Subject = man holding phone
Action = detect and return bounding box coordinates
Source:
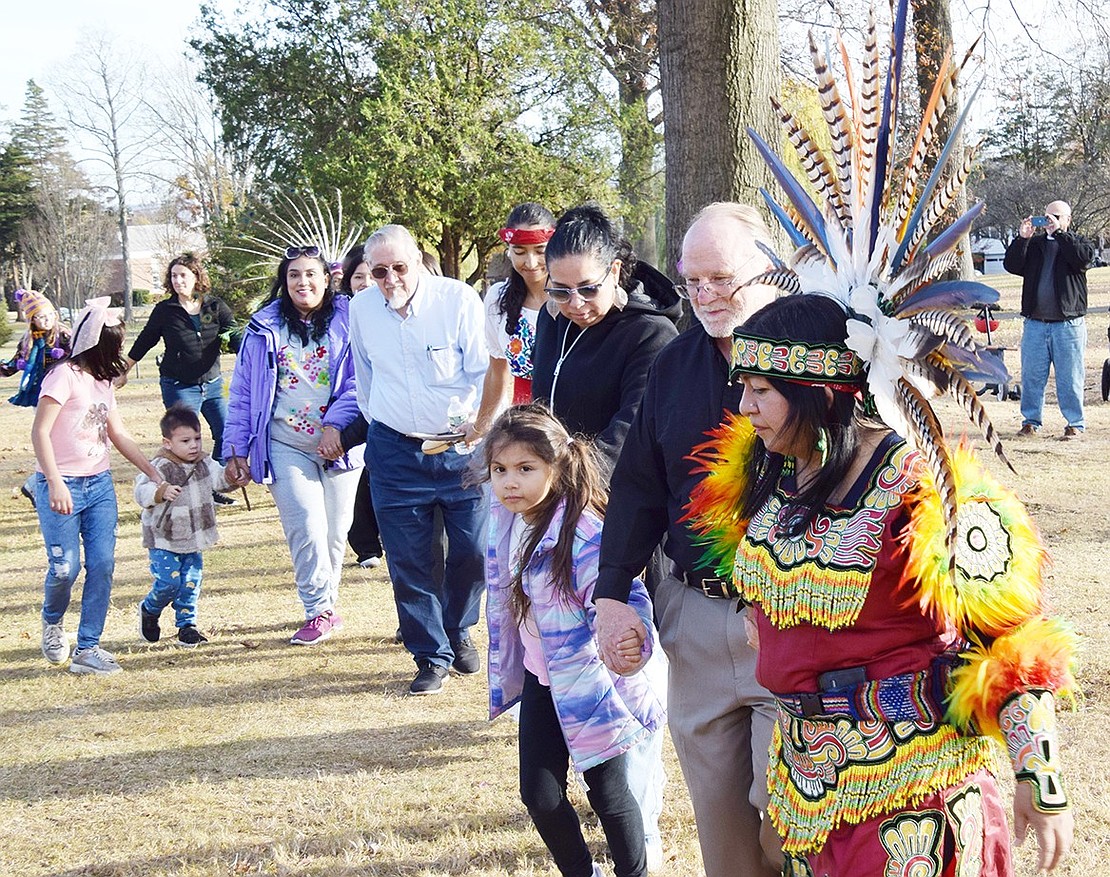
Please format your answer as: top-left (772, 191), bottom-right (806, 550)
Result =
top-left (1004, 200), bottom-right (1094, 438)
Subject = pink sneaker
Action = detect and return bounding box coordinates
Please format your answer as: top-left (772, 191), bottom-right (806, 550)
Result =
top-left (290, 610), bottom-right (343, 645)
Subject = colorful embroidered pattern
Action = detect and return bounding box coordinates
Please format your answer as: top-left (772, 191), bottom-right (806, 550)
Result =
top-left (945, 784), bottom-right (985, 877)
top-left (731, 333), bottom-right (863, 383)
top-left (878, 810), bottom-right (944, 877)
top-left (505, 314), bottom-right (534, 380)
top-left (734, 442), bottom-right (917, 629)
top-left (767, 708), bottom-right (995, 854)
top-left (999, 690), bottom-right (1068, 812)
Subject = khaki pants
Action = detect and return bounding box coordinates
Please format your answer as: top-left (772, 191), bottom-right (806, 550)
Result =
top-left (654, 573), bottom-right (778, 877)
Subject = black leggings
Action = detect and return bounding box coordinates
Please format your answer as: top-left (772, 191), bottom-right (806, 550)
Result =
top-left (518, 670), bottom-right (646, 877)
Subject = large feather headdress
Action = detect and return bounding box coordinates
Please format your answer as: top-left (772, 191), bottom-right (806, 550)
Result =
top-left (743, 0), bottom-right (1009, 573)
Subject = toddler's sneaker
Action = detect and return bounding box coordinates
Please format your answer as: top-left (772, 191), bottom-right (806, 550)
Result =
top-left (69, 646), bottom-right (122, 675)
top-left (139, 604), bottom-right (161, 643)
top-left (290, 610), bottom-right (343, 645)
top-left (41, 620), bottom-right (69, 665)
top-left (177, 626), bottom-right (209, 647)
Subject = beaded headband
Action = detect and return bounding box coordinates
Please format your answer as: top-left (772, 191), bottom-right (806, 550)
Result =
top-left (730, 331), bottom-right (864, 392)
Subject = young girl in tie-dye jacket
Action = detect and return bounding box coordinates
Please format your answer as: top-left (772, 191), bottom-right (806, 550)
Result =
top-left (482, 404), bottom-right (666, 877)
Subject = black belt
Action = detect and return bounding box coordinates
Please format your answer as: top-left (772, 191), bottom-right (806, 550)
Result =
top-left (672, 563), bottom-right (732, 599)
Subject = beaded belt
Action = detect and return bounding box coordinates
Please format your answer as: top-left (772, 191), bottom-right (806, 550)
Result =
top-left (776, 657), bottom-right (956, 724)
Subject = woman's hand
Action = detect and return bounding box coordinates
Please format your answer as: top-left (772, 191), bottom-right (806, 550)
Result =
top-left (226, 456), bottom-right (251, 486)
top-left (317, 425), bottom-right (344, 461)
top-left (1014, 781), bottom-right (1073, 872)
top-left (47, 478), bottom-right (73, 515)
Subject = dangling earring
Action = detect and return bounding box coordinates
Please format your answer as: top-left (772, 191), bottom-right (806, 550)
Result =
top-left (816, 428), bottom-right (829, 468)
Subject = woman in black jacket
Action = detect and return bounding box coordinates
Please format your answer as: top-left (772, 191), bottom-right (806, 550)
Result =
top-left (120, 253), bottom-right (236, 498)
top-left (531, 204), bottom-right (681, 475)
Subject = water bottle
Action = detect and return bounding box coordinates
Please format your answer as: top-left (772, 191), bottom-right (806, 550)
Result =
top-left (447, 395), bottom-right (466, 431)
top-left (447, 395), bottom-right (472, 455)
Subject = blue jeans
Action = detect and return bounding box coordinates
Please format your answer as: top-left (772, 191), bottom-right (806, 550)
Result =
top-left (142, 549), bottom-right (203, 628)
top-left (267, 440), bottom-right (362, 619)
top-left (366, 421), bottom-right (487, 669)
top-left (35, 471), bottom-right (118, 650)
top-left (1020, 316), bottom-right (1087, 429)
top-left (160, 375), bottom-right (228, 463)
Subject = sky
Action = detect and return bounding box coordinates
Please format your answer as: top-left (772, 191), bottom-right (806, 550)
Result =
top-left (0, 0), bottom-right (229, 126)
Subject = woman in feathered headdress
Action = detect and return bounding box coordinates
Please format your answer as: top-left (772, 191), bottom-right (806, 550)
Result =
top-left (684, 2), bottom-right (1077, 873)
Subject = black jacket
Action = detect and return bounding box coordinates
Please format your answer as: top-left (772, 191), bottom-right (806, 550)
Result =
top-left (129, 295), bottom-right (236, 383)
top-left (595, 324), bottom-right (740, 602)
top-left (1003, 231), bottom-right (1094, 319)
top-left (532, 263), bottom-right (681, 474)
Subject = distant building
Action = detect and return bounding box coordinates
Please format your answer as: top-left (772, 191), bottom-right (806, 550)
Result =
top-left (102, 224), bottom-right (207, 294)
top-left (971, 237), bottom-right (1006, 275)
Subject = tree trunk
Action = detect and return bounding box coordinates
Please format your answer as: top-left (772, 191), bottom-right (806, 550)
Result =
top-left (911, 0), bottom-right (974, 279)
top-left (657, 0), bottom-right (781, 274)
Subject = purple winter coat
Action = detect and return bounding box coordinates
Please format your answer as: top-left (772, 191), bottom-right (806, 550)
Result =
top-left (223, 295), bottom-right (360, 483)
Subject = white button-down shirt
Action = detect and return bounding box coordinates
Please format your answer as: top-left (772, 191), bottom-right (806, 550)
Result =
top-left (349, 273), bottom-right (489, 435)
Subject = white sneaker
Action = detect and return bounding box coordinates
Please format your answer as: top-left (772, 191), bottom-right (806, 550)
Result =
top-left (590, 865), bottom-right (606, 877)
top-left (69, 646), bottom-right (122, 675)
top-left (358, 555), bottom-right (382, 569)
top-left (41, 621), bottom-right (68, 665)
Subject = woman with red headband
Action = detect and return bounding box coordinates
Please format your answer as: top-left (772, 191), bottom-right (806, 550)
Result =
top-left (465, 203), bottom-right (555, 442)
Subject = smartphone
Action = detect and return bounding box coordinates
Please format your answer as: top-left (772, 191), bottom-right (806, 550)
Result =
top-left (1031, 216), bottom-right (1050, 227)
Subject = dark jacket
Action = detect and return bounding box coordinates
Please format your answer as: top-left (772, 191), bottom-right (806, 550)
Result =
top-left (128, 295), bottom-right (236, 383)
top-left (596, 324), bottom-right (740, 603)
top-left (1003, 231), bottom-right (1094, 319)
top-left (532, 262), bottom-right (681, 474)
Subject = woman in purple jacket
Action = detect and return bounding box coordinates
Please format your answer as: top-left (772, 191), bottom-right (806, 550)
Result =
top-left (224, 246), bottom-right (362, 645)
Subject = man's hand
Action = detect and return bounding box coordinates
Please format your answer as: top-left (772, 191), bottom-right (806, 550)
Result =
top-left (1045, 213), bottom-right (1061, 236)
top-left (112, 371), bottom-right (129, 389)
top-left (594, 598), bottom-right (646, 675)
top-left (1014, 780), bottom-right (1073, 872)
top-left (1019, 216), bottom-right (1034, 239)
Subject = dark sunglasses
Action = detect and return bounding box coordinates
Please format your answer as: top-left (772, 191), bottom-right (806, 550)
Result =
top-left (370, 262), bottom-right (410, 279)
top-left (284, 245), bottom-right (322, 259)
top-left (544, 262), bottom-right (613, 303)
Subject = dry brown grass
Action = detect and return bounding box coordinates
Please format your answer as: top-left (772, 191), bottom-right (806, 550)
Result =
top-left (1, 274), bottom-right (1108, 876)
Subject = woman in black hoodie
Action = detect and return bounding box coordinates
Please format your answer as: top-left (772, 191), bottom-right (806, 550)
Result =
top-left (531, 204), bottom-right (681, 475)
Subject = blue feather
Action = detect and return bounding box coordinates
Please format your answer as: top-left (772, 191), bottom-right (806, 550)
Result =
top-left (918, 201), bottom-right (986, 261)
top-left (895, 278), bottom-right (999, 316)
top-left (748, 128), bottom-right (830, 255)
top-left (758, 188), bottom-right (812, 250)
top-left (891, 84), bottom-right (983, 271)
top-left (869, 0), bottom-right (910, 254)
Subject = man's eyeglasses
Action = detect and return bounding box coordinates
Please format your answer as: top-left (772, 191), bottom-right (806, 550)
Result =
top-left (544, 263), bottom-right (613, 303)
top-left (284, 245), bottom-right (322, 260)
top-left (675, 253), bottom-right (767, 300)
top-left (370, 262), bottom-right (410, 279)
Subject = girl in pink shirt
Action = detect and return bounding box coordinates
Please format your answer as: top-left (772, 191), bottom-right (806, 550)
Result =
top-left (31, 297), bottom-right (168, 675)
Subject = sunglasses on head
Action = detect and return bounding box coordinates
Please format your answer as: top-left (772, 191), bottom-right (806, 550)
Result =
top-left (370, 262), bottom-right (410, 279)
top-left (544, 262), bottom-right (613, 303)
top-left (284, 245), bottom-right (322, 260)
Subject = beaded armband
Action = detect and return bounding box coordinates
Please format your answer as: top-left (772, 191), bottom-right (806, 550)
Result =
top-left (998, 690), bottom-right (1068, 813)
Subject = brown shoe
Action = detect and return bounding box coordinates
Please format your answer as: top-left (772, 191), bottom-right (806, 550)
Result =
top-left (1062, 425), bottom-right (1083, 439)
top-left (1018, 423), bottom-right (1039, 437)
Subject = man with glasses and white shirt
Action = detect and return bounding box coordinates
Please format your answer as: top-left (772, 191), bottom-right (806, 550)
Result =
top-left (348, 224), bottom-right (489, 695)
top-left (1004, 199), bottom-right (1094, 439)
top-left (594, 202), bottom-right (782, 876)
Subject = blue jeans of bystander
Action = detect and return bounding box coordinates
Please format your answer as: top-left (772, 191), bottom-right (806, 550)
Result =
top-left (1019, 316), bottom-right (1087, 430)
top-left (365, 421), bottom-right (487, 670)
